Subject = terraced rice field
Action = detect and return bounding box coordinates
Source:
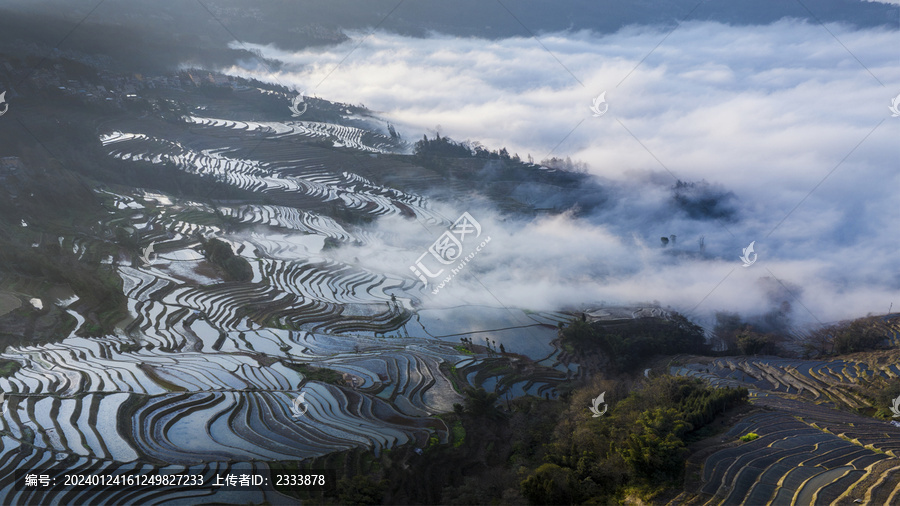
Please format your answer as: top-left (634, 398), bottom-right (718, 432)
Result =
top-left (674, 347), bottom-right (900, 505)
top-left (0, 113), bottom-right (578, 502)
top-left (680, 403), bottom-right (900, 505)
top-left (100, 119), bottom-right (445, 226)
top-left (672, 350), bottom-right (900, 410)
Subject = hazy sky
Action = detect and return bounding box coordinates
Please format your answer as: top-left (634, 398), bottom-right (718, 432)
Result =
top-left (221, 19), bottom-right (899, 328)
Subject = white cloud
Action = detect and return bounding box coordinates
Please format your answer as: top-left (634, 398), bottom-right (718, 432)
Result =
top-left (221, 20), bottom-right (900, 328)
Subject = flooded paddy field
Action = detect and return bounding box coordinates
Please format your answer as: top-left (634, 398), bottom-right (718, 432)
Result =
top-left (0, 108), bottom-right (586, 502)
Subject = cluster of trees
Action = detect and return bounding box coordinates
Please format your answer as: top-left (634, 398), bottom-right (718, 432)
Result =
top-left (713, 311), bottom-right (790, 355)
top-left (453, 387), bottom-right (505, 421)
top-left (0, 239), bottom-right (125, 340)
top-left (866, 378), bottom-right (900, 420)
top-left (412, 135), bottom-right (599, 175)
top-left (0, 358), bottom-right (22, 378)
top-left (714, 311), bottom-right (892, 358)
top-left (200, 237), bottom-right (253, 282)
top-left (283, 362), bottom-right (346, 386)
top-left (559, 313), bottom-right (709, 372)
top-left (713, 313), bottom-right (785, 356)
top-left (801, 318), bottom-right (889, 357)
top-left (519, 376), bottom-right (747, 504)
top-left (459, 336), bottom-right (506, 355)
top-left (288, 368), bottom-right (747, 504)
top-left (327, 203), bottom-right (374, 226)
top-left (735, 329), bottom-right (781, 355)
top-left (671, 179), bottom-right (737, 221)
top-left (336, 475), bottom-right (387, 504)
top-left (408, 134), bottom-right (607, 218)
top-left (413, 134), bottom-right (477, 159)
top-left (413, 134), bottom-right (526, 163)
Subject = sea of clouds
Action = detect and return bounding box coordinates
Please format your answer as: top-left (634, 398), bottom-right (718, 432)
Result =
top-left (221, 19), bottom-right (899, 329)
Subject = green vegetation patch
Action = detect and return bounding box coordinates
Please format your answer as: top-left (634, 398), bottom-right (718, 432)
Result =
top-left (559, 313), bottom-right (709, 372)
top-left (452, 345), bottom-right (474, 355)
top-left (0, 359), bottom-right (22, 378)
top-left (0, 293), bottom-right (22, 317)
top-left (118, 342), bottom-right (142, 353)
top-left (739, 432), bottom-right (759, 442)
top-left (517, 376), bottom-right (748, 504)
top-left (136, 363), bottom-right (187, 392)
top-left (450, 420), bottom-right (466, 448)
top-left (284, 362), bottom-right (347, 386)
top-left (200, 237), bottom-right (253, 282)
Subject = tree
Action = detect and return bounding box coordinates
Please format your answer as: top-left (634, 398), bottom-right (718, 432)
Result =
top-left (414, 134), bottom-right (473, 158)
top-left (337, 475), bottom-right (387, 505)
top-left (800, 325), bottom-right (835, 357)
top-left (618, 408), bottom-right (690, 480)
top-left (387, 123), bottom-right (400, 139)
top-left (201, 237), bottom-right (252, 282)
top-left (521, 464), bottom-right (577, 505)
top-left (833, 320), bottom-right (885, 354)
top-left (462, 387), bottom-right (505, 421)
top-left (736, 328), bottom-right (775, 355)
top-left (798, 318), bottom-right (888, 358)
top-left (559, 314), bottom-right (708, 372)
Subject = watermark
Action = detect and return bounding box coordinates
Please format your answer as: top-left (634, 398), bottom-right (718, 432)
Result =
top-left (590, 92), bottom-right (608, 117)
top-left (0, 91), bottom-right (8, 117)
top-left (740, 241), bottom-right (757, 267)
top-left (890, 93), bottom-right (900, 117)
top-left (890, 394), bottom-right (900, 418)
top-left (289, 91), bottom-right (308, 117)
top-left (141, 241), bottom-right (156, 266)
top-left (409, 212), bottom-right (491, 294)
top-left (589, 392), bottom-right (607, 417)
top-left (291, 391), bottom-right (308, 418)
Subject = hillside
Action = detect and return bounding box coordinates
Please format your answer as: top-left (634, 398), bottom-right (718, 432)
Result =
top-left (0, 46), bottom-right (898, 505)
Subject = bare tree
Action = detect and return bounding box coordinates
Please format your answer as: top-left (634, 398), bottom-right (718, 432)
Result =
top-left (799, 324), bottom-right (838, 357)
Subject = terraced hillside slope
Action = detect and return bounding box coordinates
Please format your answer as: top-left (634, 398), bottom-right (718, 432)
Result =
top-left (672, 334), bottom-right (900, 505)
top-left (0, 71), bottom-right (609, 503)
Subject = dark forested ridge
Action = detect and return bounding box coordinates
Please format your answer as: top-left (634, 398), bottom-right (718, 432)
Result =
top-left (0, 0), bottom-right (895, 72)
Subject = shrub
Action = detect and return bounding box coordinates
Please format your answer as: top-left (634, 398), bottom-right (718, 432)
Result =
top-left (0, 359), bottom-right (21, 378)
top-left (337, 475), bottom-right (387, 505)
top-left (519, 376), bottom-right (747, 503)
top-left (833, 320), bottom-right (885, 354)
top-left (618, 408), bottom-right (690, 480)
top-left (462, 387), bottom-right (505, 421)
top-left (521, 463), bottom-right (578, 505)
top-left (201, 238), bottom-right (253, 282)
top-left (559, 313), bottom-right (709, 372)
top-left (736, 329), bottom-right (777, 355)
